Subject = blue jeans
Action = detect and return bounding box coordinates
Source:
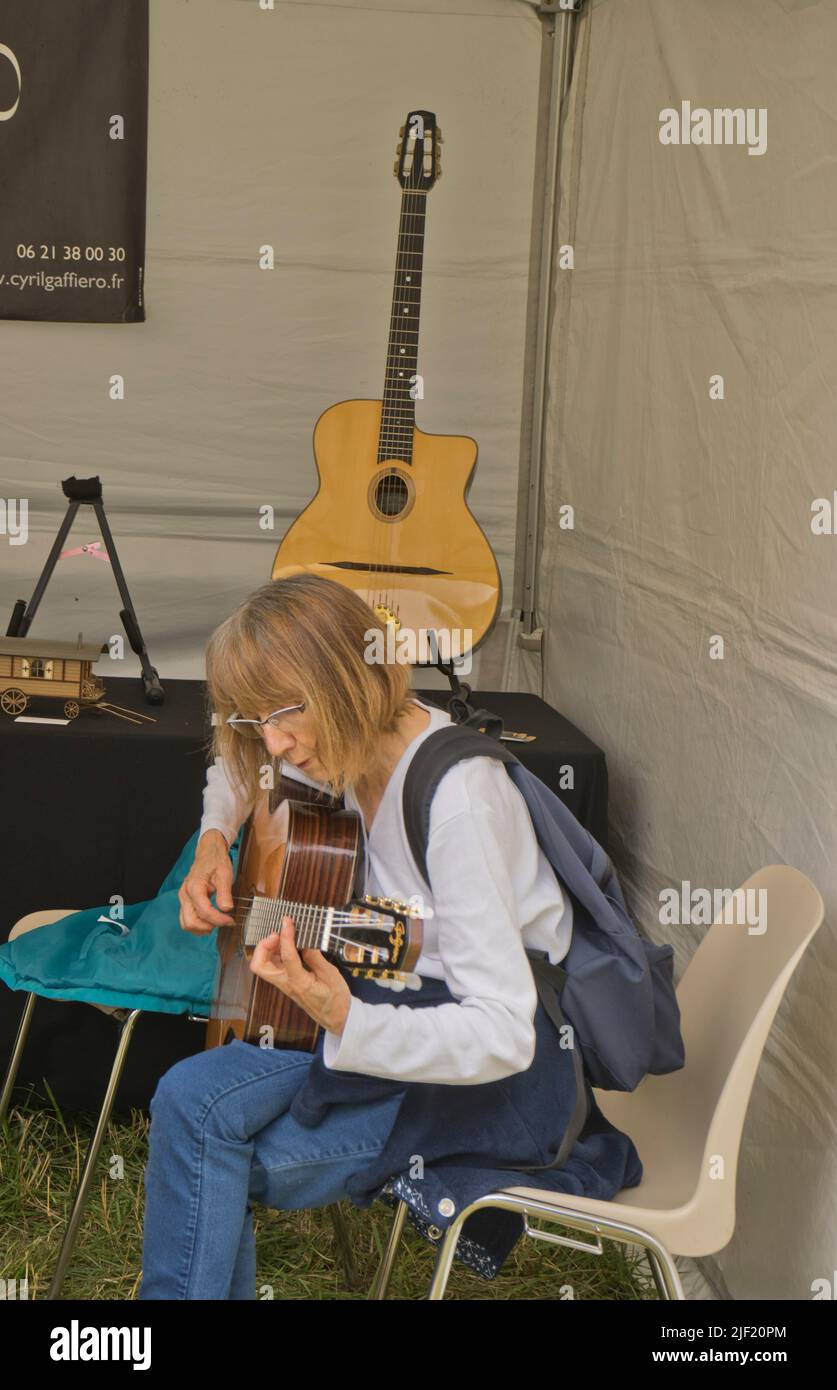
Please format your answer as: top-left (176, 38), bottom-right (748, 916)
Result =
top-left (138, 1039), bottom-right (405, 1300)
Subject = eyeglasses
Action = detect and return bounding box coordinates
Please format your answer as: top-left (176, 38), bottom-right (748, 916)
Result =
top-left (226, 702), bottom-right (306, 738)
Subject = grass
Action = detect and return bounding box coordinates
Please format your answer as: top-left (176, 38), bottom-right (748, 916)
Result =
top-left (0, 1095), bottom-right (656, 1301)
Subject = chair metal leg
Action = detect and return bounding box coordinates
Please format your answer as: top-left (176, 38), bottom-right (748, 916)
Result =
top-left (424, 1192), bottom-right (687, 1301)
top-left (643, 1243), bottom-right (684, 1300)
top-left (370, 1198), bottom-right (409, 1300)
top-left (426, 1217), bottom-right (462, 1299)
top-left (47, 1008), bottom-right (143, 1300)
top-left (646, 1248), bottom-right (670, 1300)
top-left (328, 1203), bottom-right (360, 1289)
top-left (0, 991), bottom-right (38, 1128)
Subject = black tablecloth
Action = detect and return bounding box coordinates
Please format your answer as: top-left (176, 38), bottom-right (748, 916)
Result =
top-left (0, 678), bottom-right (607, 1113)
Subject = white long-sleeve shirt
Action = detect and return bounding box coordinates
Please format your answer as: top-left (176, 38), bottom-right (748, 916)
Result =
top-left (199, 700), bottom-right (573, 1086)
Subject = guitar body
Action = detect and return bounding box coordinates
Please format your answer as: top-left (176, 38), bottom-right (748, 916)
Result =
top-left (205, 779), bottom-right (422, 1053)
top-left (272, 399), bottom-right (502, 650)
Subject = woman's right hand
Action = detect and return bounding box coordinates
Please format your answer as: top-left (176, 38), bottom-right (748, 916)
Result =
top-left (178, 830), bottom-right (237, 934)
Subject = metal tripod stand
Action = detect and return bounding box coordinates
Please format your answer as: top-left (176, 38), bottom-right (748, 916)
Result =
top-left (5, 474), bottom-right (164, 704)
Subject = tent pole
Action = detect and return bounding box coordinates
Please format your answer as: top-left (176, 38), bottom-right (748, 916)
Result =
top-left (517, 1), bottom-right (583, 648)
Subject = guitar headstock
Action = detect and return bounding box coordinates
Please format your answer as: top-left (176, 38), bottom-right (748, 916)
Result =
top-left (394, 110), bottom-right (442, 191)
top-left (340, 893), bottom-right (423, 981)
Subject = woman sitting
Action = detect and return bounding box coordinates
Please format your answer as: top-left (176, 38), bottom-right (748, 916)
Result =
top-left (138, 573), bottom-right (641, 1299)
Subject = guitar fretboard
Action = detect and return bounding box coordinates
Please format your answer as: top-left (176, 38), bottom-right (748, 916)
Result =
top-left (241, 895), bottom-right (392, 964)
top-left (379, 188), bottom-right (427, 465)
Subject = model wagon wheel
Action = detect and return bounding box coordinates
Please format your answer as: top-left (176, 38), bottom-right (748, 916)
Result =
top-left (1, 688), bottom-right (27, 715)
top-left (64, 700), bottom-right (80, 720)
top-left (81, 679), bottom-right (98, 699)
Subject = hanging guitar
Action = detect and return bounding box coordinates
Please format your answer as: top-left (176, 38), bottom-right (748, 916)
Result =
top-left (271, 109), bottom-right (501, 661)
top-left (205, 773), bottom-right (423, 1052)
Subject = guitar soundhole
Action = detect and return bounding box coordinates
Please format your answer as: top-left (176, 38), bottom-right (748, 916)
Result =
top-left (374, 471), bottom-right (410, 518)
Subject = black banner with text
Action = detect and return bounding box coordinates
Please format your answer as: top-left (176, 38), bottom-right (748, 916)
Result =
top-left (0, 0), bottom-right (148, 324)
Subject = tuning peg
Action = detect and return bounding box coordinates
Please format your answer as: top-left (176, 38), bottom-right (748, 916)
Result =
top-left (399, 125), bottom-right (405, 136)
top-left (394, 161), bottom-right (400, 174)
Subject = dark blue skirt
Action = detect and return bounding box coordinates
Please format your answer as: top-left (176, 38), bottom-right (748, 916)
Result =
top-left (289, 971), bottom-right (643, 1279)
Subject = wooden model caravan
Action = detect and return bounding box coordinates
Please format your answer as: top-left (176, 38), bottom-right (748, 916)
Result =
top-left (0, 636), bottom-right (107, 720)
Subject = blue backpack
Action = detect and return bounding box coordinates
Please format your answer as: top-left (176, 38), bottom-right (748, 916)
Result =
top-left (402, 713), bottom-right (685, 1129)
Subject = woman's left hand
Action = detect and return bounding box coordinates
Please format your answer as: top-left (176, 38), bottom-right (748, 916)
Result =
top-left (249, 916), bottom-right (352, 1036)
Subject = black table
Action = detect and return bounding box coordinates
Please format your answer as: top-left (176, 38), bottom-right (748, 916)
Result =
top-left (0, 678), bottom-right (608, 1114)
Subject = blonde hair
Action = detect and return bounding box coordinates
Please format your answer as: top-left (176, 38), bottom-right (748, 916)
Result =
top-left (205, 574), bottom-right (414, 802)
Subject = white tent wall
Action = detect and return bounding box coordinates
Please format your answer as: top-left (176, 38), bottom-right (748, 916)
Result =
top-left (3, 0), bottom-right (833, 1305)
top-left (513, 0), bottom-right (836, 1300)
top-left (0, 0), bottom-right (541, 687)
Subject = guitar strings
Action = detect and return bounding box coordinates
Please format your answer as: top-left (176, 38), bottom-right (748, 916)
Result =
top-left (227, 894), bottom-right (398, 963)
top-left (381, 184), bottom-right (423, 611)
top-left (229, 895), bottom-right (398, 930)
top-left (240, 922), bottom-right (395, 965)
top-left (374, 137), bottom-right (429, 623)
top-left (228, 894), bottom-right (399, 924)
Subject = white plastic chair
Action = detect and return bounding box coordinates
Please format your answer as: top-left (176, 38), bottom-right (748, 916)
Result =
top-left (371, 865), bottom-right (825, 1300)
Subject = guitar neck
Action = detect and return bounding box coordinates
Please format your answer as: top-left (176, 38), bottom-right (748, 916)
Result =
top-left (379, 187), bottom-right (427, 465)
top-left (241, 895), bottom-right (395, 972)
top-left (242, 896), bottom-right (337, 950)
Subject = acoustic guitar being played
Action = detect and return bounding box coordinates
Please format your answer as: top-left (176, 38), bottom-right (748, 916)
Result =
top-left (205, 774), bottom-right (423, 1053)
top-left (271, 110), bottom-right (501, 661)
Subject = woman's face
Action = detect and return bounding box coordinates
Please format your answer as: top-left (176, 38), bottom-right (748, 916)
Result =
top-left (256, 704), bottom-right (322, 777)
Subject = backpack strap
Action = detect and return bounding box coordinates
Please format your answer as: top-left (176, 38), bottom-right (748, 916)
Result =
top-left (402, 724), bottom-right (591, 1170)
top-left (515, 953), bottom-right (590, 1172)
top-left (403, 724), bottom-right (518, 887)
